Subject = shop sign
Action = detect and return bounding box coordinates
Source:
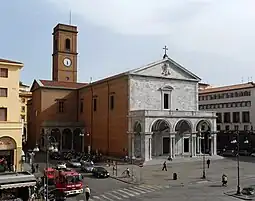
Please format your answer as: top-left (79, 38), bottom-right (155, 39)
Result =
top-left (0, 138), bottom-right (16, 150)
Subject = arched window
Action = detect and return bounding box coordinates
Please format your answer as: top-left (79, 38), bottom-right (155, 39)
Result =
top-left (65, 39), bottom-right (71, 51)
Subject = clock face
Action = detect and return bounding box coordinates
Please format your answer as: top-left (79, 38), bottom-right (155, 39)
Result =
top-left (63, 58), bottom-right (72, 67)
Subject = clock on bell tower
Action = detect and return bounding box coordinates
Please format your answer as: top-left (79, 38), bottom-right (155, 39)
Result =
top-left (52, 23), bottom-right (78, 82)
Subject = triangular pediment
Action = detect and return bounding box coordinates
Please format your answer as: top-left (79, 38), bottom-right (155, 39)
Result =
top-left (128, 57), bottom-right (200, 81)
top-left (30, 79), bottom-right (43, 92)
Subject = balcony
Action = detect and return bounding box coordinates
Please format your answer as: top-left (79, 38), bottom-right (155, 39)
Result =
top-left (129, 110), bottom-right (216, 118)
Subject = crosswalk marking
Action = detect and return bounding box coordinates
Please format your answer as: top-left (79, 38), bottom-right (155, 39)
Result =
top-left (110, 190), bottom-right (129, 198)
top-left (142, 184), bottom-right (163, 190)
top-left (101, 194), bottom-right (114, 201)
top-left (136, 185), bottom-right (156, 192)
top-left (105, 192), bottom-right (123, 200)
top-left (123, 188), bottom-right (140, 195)
top-left (117, 189), bottom-right (135, 196)
top-left (132, 185), bottom-right (153, 193)
top-left (93, 195), bottom-right (104, 200)
top-left (129, 187), bottom-right (147, 193)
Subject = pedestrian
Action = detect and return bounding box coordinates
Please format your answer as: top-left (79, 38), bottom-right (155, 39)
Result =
top-left (36, 164), bottom-right (39, 172)
top-left (31, 164), bottom-right (35, 174)
top-left (162, 161), bottom-right (167, 171)
top-left (207, 159), bottom-right (210, 168)
top-left (126, 168), bottom-right (130, 177)
top-left (85, 185), bottom-right (91, 201)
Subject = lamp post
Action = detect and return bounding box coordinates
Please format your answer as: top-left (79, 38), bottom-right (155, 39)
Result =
top-left (231, 130), bottom-right (249, 195)
top-left (86, 133), bottom-right (90, 154)
top-left (80, 131), bottom-right (85, 153)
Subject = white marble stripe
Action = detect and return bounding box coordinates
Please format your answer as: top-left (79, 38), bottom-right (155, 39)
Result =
top-left (128, 187), bottom-right (147, 193)
top-left (110, 190), bottom-right (129, 198)
top-left (141, 185), bottom-right (163, 190)
top-left (117, 189), bottom-right (135, 196)
top-left (136, 185), bottom-right (157, 191)
top-left (101, 194), bottom-right (114, 201)
top-left (105, 192), bottom-right (123, 200)
top-left (92, 195), bottom-right (104, 200)
top-left (130, 186), bottom-right (150, 193)
top-left (133, 186), bottom-right (154, 192)
top-left (123, 188), bottom-right (140, 195)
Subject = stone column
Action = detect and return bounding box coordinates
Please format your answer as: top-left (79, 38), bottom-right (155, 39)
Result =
top-left (144, 132), bottom-right (152, 161)
top-left (71, 132), bottom-right (74, 150)
top-left (172, 136), bottom-right (176, 158)
top-left (192, 135), bottom-right (197, 156)
top-left (190, 134), bottom-right (193, 156)
top-left (127, 132), bottom-right (134, 158)
top-left (211, 134), bottom-right (217, 155)
top-left (169, 135), bottom-right (172, 157)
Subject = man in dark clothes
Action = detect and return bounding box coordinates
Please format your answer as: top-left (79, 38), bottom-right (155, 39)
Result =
top-left (207, 159), bottom-right (210, 168)
top-left (162, 161), bottom-right (167, 171)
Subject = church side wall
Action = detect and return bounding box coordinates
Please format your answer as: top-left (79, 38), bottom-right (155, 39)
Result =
top-left (78, 76), bottom-right (129, 156)
top-left (129, 75), bottom-right (198, 111)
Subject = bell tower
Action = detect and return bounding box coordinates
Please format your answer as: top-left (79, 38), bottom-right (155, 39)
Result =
top-left (52, 23), bottom-right (78, 82)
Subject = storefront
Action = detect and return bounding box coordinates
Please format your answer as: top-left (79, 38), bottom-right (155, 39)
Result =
top-left (0, 137), bottom-right (17, 172)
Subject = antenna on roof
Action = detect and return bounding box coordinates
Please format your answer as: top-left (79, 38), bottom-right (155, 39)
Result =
top-left (90, 77), bottom-right (92, 83)
top-left (241, 77), bottom-right (243, 83)
top-left (69, 10), bottom-right (72, 25)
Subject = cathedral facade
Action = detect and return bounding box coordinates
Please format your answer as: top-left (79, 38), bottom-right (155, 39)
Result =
top-left (27, 23), bottom-right (217, 161)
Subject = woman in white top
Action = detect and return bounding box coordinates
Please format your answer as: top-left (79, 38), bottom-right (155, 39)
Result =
top-left (85, 185), bottom-right (91, 201)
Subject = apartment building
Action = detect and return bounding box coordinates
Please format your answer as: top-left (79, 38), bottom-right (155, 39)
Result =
top-left (0, 58), bottom-right (24, 171)
top-left (199, 82), bottom-right (255, 150)
top-left (19, 82), bottom-right (32, 144)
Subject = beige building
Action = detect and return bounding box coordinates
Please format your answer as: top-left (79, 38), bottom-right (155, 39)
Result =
top-left (19, 82), bottom-right (32, 144)
top-left (0, 58), bottom-right (23, 172)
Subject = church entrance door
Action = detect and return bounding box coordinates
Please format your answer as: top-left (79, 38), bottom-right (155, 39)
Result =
top-left (184, 138), bottom-right (189, 152)
top-left (163, 137), bottom-right (170, 154)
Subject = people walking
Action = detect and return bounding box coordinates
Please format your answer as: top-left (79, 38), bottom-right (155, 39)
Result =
top-left (162, 161), bottom-right (167, 171)
top-left (36, 164), bottom-right (39, 173)
top-left (85, 185), bottom-right (91, 201)
top-left (207, 159), bottom-right (210, 168)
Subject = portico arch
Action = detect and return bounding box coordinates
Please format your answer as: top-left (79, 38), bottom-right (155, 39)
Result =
top-left (51, 128), bottom-right (60, 149)
top-left (151, 119), bottom-right (171, 157)
top-left (174, 119), bottom-right (192, 155)
top-left (196, 120), bottom-right (211, 154)
top-left (73, 128), bottom-right (82, 152)
top-left (62, 128), bottom-right (72, 150)
top-left (133, 122), bottom-right (142, 158)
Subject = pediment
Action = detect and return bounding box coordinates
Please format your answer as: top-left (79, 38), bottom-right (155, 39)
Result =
top-left (129, 57), bottom-right (200, 81)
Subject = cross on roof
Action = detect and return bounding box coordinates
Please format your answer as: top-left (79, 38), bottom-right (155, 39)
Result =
top-left (163, 45), bottom-right (168, 59)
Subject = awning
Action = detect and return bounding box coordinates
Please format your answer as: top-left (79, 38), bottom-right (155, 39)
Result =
top-left (0, 181), bottom-right (36, 189)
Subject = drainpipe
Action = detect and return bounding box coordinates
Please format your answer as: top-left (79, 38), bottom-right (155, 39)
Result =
top-left (90, 86), bottom-right (93, 153)
top-left (107, 81), bottom-right (110, 155)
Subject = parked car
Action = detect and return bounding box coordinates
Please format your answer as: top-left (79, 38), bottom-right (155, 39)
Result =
top-left (92, 167), bottom-right (110, 178)
top-left (56, 162), bottom-right (66, 169)
top-left (241, 186), bottom-right (255, 196)
top-left (50, 152), bottom-right (61, 160)
top-left (251, 152), bottom-right (255, 157)
top-left (67, 159), bottom-right (81, 168)
top-left (81, 162), bottom-right (94, 173)
top-left (239, 150), bottom-right (249, 156)
top-left (222, 150), bottom-right (236, 157)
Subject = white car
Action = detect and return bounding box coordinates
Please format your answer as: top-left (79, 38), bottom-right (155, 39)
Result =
top-left (56, 162), bottom-right (66, 169)
top-left (251, 153), bottom-right (255, 157)
top-left (68, 159), bottom-right (81, 167)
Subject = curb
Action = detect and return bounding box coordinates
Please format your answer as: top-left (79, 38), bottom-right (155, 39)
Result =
top-left (109, 176), bottom-right (142, 185)
top-left (224, 191), bottom-right (253, 200)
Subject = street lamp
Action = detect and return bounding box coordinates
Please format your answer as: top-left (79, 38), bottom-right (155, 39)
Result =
top-left (231, 130), bottom-right (249, 195)
top-left (86, 133), bottom-right (90, 154)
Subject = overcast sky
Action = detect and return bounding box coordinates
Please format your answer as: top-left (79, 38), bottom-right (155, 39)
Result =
top-left (1, 0), bottom-right (255, 86)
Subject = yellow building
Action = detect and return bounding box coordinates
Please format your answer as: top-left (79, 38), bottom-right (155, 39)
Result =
top-left (0, 58), bottom-right (23, 172)
top-left (19, 82), bottom-right (32, 144)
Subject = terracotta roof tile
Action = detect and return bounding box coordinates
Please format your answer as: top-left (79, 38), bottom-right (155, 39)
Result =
top-left (199, 82), bottom-right (255, 94)
top-left (0, 58), bottom-right (23, 64)
top-left (39, 80), bottom-right (87, 89)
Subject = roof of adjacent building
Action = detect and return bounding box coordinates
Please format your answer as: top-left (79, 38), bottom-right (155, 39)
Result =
top-left (199, 82), bottom-right (255, 94)
top-left (37, 79), bottom-right (87, 90)
top-left (0, 58), bottom-right (23, 65)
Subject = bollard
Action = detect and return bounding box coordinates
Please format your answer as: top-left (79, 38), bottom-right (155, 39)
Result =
top-left (173, 173), bottom-right (177, 180)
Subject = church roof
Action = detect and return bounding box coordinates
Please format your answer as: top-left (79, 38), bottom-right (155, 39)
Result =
top-left (0, 58), bottom-right (23, 65)
top-left (199, 82), bottom-right (255, 94)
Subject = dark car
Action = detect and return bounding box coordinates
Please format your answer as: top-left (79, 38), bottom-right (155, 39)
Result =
top-left (81, 162), bottom-right (94, 173)
top-left (92, 167), bottom-right (110, 178)
top-left (241, 186), bottom-right (255, 196)
top-left (50, 152), bottom-right (61, 160)
top-left (222, 150), bottom-right (236, 157)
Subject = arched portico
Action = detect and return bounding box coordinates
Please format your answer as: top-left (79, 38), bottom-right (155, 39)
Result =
top-left (73, 128), bottom-right (82, 152)
top-left (51, 128), bottom-right (60, 150)
top-left (62, 128), bottom-right (72, 150)
top-left (133, 122), bottom-right (142, 158)
top-left (151, 119), bottom-right (171, 157)
top-left (196, 120), bottom-right (212, 154)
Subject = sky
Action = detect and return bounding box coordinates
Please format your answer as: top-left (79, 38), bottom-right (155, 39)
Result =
top-left (1, 0), bottom-right (255, 86)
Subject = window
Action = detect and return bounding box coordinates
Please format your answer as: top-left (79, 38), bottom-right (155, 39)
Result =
top-left (225, 125), bottom-right (230, 131)
top-left (0, 108), bottom-right (7, 121)
top-left (21, 106), bottom-right (25, 113)
top-left (0, 88), bottom-right (7, 97)
top-left (58, 101), bottom-right (64, 113)
top-left (21, 98), bottom-right (25, 103)
top-left (110, 95), bottom-right (114, 110)
top-left (217, 125), bottom-right (221, 131)
top-left (93, 98), bottom-right (97, 111)
top-left (234, 125), bottom-right (239, 131)
top-left (80, 99), bottom-right (83, 113)
top-left (216, 113), bottom-right (222, 123)
top-left (20, 115), bottom-right (25, 120)
top-left (0, 68), bottom-right (8, 78)
top-left (232, 112), bottom-right (240, 123)
top-left (242, 111), bottom-right (250, 123)
top-left (65, 38), bottom-right (71, 50)
top-left (224, 112), bottom-right (231, 123)
top-left (244, 125), bottom-right (249, 131)
top-left (163, 93), bottom-right (170, 109)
